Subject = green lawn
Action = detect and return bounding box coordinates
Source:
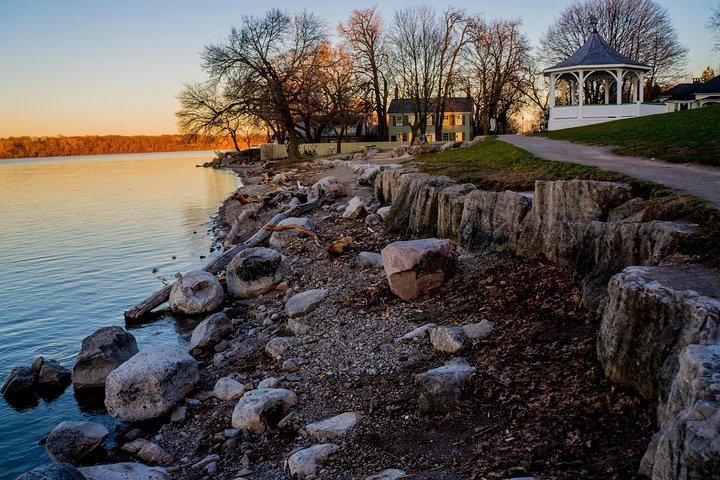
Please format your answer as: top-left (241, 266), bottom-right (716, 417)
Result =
top-left (539, 107), bottom-right (720, 166)
top-left (413, 136), bottom-right (720, 264)
top-left (416, 136), bottom-right (630, 191)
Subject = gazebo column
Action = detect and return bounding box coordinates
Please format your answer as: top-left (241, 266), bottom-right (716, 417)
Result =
top-left (549, 74), bottom-right (556, 108)
top-left (578, 70), bottom-right (584, 118)
top-left (605, 78), bottom-right (610, 104)
top-left (616, 69), bottom-right (623, 104)
top-left (638, 72), bottom-right (645, 102)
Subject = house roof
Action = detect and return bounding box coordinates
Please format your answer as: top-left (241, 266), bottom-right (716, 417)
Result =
top-left (660, 82), bottom-right (704, 101)
top-left (544, 31), bottom-right (650, 74)
top-left (696, 75), bottom-right (720, 94)
top-left (388, 97), bottom-right (474, 114)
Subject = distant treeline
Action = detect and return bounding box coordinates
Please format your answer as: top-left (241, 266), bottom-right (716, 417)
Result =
top-left (0, 134), bottom-right (242, 159)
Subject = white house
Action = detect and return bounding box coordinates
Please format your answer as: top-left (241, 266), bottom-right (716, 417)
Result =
top-left (658, 75), bottom-right (720, 111)
top-left (543, 23), bottom-right (666, 131)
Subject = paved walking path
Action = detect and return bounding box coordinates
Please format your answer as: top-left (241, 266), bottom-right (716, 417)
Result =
top-left (499, 135), bottom-right (720, 208)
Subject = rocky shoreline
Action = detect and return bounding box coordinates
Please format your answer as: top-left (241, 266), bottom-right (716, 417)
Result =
top-left (6, 143), bottom-right (719, 479)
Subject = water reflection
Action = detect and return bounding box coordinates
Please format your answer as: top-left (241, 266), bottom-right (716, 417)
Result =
top-left (0, 151), bottom-right (238, 477)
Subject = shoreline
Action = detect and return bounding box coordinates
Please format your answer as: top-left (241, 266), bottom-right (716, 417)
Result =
top-left (9, 144), bottom-right (718, 479)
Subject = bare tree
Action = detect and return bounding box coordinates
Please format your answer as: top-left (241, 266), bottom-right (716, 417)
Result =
top-left (465, 18), bottom-right (531, 134)
top-left (709, 3), bottom-right (720, 52)
top-left (339, 7), bottom-right (390, 140)
top-left (389, 6), bottom-right (442, 144)
top-left (201, 9), bottom-right (326, 161)
top-left (539, 0), bottom-right (687, 90)
top-left (432, 7), bottom-right (474, 140)
top-left (176, 81), bottom-right (244, 151)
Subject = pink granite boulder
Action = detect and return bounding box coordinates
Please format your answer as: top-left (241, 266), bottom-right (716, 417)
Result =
top-left (381, 238), bottom-right (458, 301)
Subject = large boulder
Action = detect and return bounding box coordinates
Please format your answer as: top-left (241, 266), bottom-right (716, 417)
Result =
top-left (226, 247), bottom-right (283, 298)
top-left (231, 388), bottom-right (297, 433)
top-left (78, 463), bottom-right (169, 480)
top-left (597, 265), bottom-right (720, 400)
top-left (458, 190), bottom-right (533, 252)
top-left (1, 366), bottom-right (35, 400)
top-left (640, 344), bottom-right (720, 479)
top-left (105, 345), bottom-right (198, 423)
top-left (381, 239), bottom-right (458, 301)
top-left (168, 270), bottom-right (224, 316)
top-left (269, 218), bottom-right (315, 249)
top-left (15, 463), bottom-right (85, 480)
top-left (71, 326), bottom-right (138, 390)
top-left (416, 358), bottom-right (476, 413)
top-left (287, 444), bottom-right (339, 480)
top-left (517, 180), bottom-right (633, 265)
top-left (407, 177), bottom-right (455, 238)
top-left (285, 289), bottom-right (328, 318)
top-left (45, 421), bottom-right (109, 464)
top-left (577, 220), bottom-right (697, 312)
top-left (188, 312), bottom-right (233, 353)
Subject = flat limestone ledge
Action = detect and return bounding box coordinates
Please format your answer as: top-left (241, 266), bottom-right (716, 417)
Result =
top-left (597, 265), bottom-right (720, 401)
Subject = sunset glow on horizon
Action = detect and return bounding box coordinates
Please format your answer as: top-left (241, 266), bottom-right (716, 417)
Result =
top-left (1, 0), bottom-right (717, 138)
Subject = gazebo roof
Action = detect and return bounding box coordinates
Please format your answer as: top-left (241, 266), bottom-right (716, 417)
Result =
top-left (544, 31), bottom-right (651, 75)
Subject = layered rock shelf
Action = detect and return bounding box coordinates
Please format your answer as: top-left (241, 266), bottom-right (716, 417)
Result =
top-left (370, 162), bottom-right (719, 478)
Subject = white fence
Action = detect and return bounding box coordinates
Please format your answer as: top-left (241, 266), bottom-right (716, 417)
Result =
top-left (548, 102), bottom-right (667, 130)
top-left (260, 141), bottom-right (406, 161)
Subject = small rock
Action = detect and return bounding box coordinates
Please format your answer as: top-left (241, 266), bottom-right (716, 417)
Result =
top-left (365, 469), bottom-right (407, 480)
top-left (137, 442), bottom-right (174, 466)
top-left (214, 377), bottom-right (246, 401)
top-left (265, 337), bottom-right (297, 359)
top-left (287, 319), bottom-right (311, 336)
top-left (258, 377), bottom-right (280, 389)
top-left (226, 247), bottom-right (284, 298)
top-left (71, 326), bottom-right (138, 390)
top-left (231, 388), bottom-right (297, 434)
top-left (282, 358), bottom-right (304, 373)
top-left (78, 463), bottom-right (170, 480)
top-left (416, 358), bottom-right (476, 413)
top-left (224, 428), bottom-right (240, 438)
top-left (277, 411), bottom-right (298, 429)
top-left (286, 289), bottom-right (329, 318)
top-left (355, 252), bottom-right (383, 270)
top-left (287, 444), bottom-right (339, 479)
top-left (429, 325), bottom-right (467, 353)
top-left (395, 323), bottom-right (437, 343)
top-left (188, 312), bottom-right (233, 352)
top-left (305, 412), bottom-right (361, 442)
top-left (16, 463), bottom-right (85, 480)
top-left (462, 319), bottom-right (495, 339)
top-left (192, 454), bottom-right (220, 470)
top-left (169, 270), bottom-right (224, 316)
top-left (214, 340), bottom-right (229, 353)
top-left (342, 196), bottom-right (366, 219)
top-left (122, 438), bottom-right (150, 454)
top-left (376, 206), bottom-right (391, 221)
top-left (170, 405), bottom-right (187, 423)
top-left (45, 421), bottom-right (109, 464)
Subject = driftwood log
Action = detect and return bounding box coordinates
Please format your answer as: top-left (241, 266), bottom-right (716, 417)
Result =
top-left (124, 196), bottom-right (321, 322)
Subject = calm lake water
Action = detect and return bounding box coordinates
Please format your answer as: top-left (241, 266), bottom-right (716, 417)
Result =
top-left (0, 151), bottom-right (239, 478)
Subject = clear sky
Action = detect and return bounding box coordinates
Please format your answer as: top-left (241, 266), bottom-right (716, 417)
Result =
top-left (1, 0), bottom-right (717, 137)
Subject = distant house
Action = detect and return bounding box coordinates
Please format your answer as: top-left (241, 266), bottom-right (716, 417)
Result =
top-left (387, 97), bottom-right (474, 143)
top-left (659, 76), bottom-right (720, 111)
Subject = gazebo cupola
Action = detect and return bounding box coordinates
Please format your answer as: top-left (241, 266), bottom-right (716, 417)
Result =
top-left (543, 18), bottom-right (666, 130)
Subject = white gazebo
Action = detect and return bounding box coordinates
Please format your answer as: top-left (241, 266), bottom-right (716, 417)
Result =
top-left (544, 23), bottom-right (667, 130)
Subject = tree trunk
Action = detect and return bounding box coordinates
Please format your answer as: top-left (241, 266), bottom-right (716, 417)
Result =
top-left (286, 129), bottom-right (301, 161)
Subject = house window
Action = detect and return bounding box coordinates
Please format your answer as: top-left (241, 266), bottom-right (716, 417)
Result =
top-left (442, 132), bottom-right (456, 142)
top-left (456, 132), bottom-right (463, 141)
top-left (427, 116), bottom-right (433, 126)
top-left (455, 114), bottom-right (463, 125)
top-left (393, 116), bottom-right (403, 126)
top-left (442, 114), bottom-right (450, 126)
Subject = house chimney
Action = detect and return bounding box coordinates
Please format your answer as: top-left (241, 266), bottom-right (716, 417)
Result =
top-left (395, 85), bottom-right (399, 99)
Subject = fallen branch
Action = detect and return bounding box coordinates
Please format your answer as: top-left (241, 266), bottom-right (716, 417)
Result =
top-left (263, 224), bottom-right (321, 246)
top-left (124, 195), bottom-right (322, 322)
top-left (224, 203), bottom-right (262, 249)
